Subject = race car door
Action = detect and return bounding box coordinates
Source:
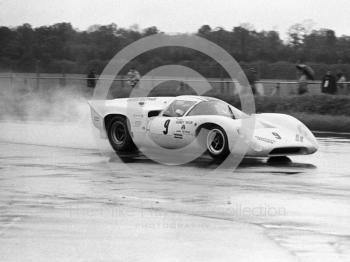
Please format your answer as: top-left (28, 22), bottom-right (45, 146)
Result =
top-left (148, 99), bottom-right (197, 149)
top-left (148, 117), bottom-right (190, 149)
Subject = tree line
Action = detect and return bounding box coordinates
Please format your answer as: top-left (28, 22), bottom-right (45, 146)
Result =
top-left (1, 22), bottom-right (350, 79)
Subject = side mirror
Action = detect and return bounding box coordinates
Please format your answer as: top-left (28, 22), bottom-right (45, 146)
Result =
top-left (175, 109), bottom-right (184, 117)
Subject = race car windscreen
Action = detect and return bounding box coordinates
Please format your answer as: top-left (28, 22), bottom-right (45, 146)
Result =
top-left (187, 101), bottom-right (243, 118)
top-left (162, 100), bottom-right (196, 117)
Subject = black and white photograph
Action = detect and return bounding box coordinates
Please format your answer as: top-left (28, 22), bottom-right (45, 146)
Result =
top-left (0, 0), bottom-right (350, 261)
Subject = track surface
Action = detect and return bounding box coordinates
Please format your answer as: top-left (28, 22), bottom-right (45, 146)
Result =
top-left (0, 124), bottom-right (350, 262)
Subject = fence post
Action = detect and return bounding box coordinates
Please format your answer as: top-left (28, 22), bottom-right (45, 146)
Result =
top-left (60, 64), bottom-right (66, 88)
top-left (9, 64), bottom-right (14, 90)
top-left (10, 72), bottom-right (14, 90)
top-left (275, 82), bottom-right (280, 96)
top-left (121, 75), bottom-right (125, 88)
top-left (35, 60), bottom-right (40, 91)
top-left (220, 68), bottom-right (224, 94)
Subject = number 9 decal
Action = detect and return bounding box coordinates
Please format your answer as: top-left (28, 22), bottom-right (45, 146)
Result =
top-left (163, 119), bottom-right (170, 135)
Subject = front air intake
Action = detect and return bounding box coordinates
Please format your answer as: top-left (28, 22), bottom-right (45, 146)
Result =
top-left (269, 147), bottom-right (307, 155)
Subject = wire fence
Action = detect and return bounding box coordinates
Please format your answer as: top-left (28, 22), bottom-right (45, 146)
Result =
top-left (1, 73), bottom-right (350, 97)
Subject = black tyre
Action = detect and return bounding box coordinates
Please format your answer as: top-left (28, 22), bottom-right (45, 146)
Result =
top-left (205, 126), bottom-right (230, 160)
top-left (106, 116), bottom-right (136, 153)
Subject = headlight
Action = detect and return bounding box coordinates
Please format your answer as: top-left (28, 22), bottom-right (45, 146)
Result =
top-left (297, 124), bottom-right (318, 145)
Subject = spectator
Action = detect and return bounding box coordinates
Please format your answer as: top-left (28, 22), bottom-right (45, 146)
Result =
top-left (255, 82), bottom-right (264, 96)
top-left (87, 70), bottom-right (96, 89)
top-left (296, 64), bottom-right (314, 95)
top-left (127, 68), bottom-right (140, 88)
top-left (321, 71), bottom-right (337, 94)
top-left (297, 70), bottom-right (308, 94)
top-left (336, 71), bottom-right (347, 94)
top-left (246, 67), bottom-right (258, 94)
top-left (177, 82), bottom-right (186, 93)
top-left (271, 82), bottom-right (280, 96)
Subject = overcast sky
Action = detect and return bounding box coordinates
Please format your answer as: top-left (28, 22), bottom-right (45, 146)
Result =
top-left (0, 0), bottom-right (349, 38)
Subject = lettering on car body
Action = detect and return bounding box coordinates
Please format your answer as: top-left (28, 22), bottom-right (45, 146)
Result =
top-left (296, 134), bottom-right (304, 142)
top-left (255, 136), bottom-right (275, 144)
top-left (133, 114), bottom-right (143, 118)
top-left (128, 97), bottom-right (157, 101)
top-left (163, 119), bottom-right (170, 135)
top-left (272, 132), bottom-right (281, 140)
top-left (174, 133), bottom-right (183, 139)
top-left (133, 121), bottom-right (142, 127)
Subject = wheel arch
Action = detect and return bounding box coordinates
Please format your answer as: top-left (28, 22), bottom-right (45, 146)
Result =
top-left (195, 118), bottom-right (239, 150)
top-left (104, 113), bottom-right (137, 152)
top-left (195, 122), bottom-right (230, 159)
top-left (104, 114), bottom-right (129, 130)
top-left (195, 122), bottom-right (222, 136)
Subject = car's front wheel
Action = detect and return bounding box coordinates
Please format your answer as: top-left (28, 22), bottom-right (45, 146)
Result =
top-left (202, 126), bottom-right (230, 160)
top-left (106, 116), bottom-right (136, 153)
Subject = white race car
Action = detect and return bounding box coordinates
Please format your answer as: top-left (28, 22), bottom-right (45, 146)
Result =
top-left (89, 95), bottom-right (318, 161)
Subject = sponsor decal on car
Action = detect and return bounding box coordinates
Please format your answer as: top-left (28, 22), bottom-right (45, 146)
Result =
top-left (174, 133), bottom-right (183, 139)
top-left (272, 132), bottom-right (282, 140)
top-left (133, 114), bottom-right (144, 118)
top-left (255, 136), bottom-right (275, 144)
top-left (133, 121), bottom-right (142, 127)
top-left (296, 134), bottom-right (304, 142)
top-left (128, 97), bottom-right (157, 101)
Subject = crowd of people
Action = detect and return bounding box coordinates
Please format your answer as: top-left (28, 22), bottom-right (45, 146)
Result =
top-left (320, 70), bottom-right (347, 94)
top-left (85, 68), bottom-right (140, 92)
top-left (296, 64), bottom-right (348, 95)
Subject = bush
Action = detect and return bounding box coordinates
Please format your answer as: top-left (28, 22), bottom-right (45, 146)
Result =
top-left (290, 113), bottom-right (350, 132)
top-left (223, 94), bottom-right (350, 132)
top-left (221, 94), bottom-right (350, 116)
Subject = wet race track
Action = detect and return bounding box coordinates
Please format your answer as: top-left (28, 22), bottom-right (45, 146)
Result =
top-left (0, 121), bottom-right (350, 262)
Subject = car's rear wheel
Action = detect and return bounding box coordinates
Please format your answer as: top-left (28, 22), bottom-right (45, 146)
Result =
top-left (106, 116), bottom-right (136, 153)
